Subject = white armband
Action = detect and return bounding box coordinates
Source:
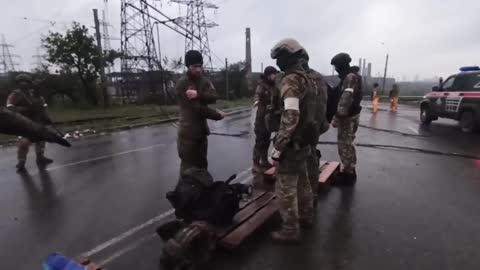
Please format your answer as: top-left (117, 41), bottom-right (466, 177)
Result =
top-left (271, 148), bottom-right (282, 160)
top-left (284, 97), bottom-right (299, 111)
top-left (344, 88), bottom-right (354, 93)
top-left (6, 104), bottom-right (14, 108)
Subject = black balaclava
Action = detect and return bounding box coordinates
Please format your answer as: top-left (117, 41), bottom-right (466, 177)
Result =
top-left (276, 51), bottom-right (300, 72)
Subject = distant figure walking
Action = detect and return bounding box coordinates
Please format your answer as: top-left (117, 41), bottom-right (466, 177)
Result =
top-left (371, 82), bottom-right (380, 113)
top-left (389, 84), bottom-right (400, 112)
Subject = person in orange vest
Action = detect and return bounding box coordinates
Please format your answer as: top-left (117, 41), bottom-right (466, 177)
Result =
top-left (371, 82), bottom-right (380, 113)
top-left (389, 84), bottom-right (400, 112)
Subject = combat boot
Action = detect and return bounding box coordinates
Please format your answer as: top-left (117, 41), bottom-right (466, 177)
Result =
top-left (271, 229), bottom-right (301, 244)
top-left (332, 170), bottom-right (357, 186)
top-left (36, 156), bottom-right (53, 166)
top-left (16, 160), bottom-right (27, 173)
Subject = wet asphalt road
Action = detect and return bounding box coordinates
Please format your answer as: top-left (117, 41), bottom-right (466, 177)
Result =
top-left (1, 103), bottom-right (480, 270)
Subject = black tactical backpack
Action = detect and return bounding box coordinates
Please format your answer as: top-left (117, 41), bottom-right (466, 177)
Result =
top-left (166, 169), bottom-right (251, 226)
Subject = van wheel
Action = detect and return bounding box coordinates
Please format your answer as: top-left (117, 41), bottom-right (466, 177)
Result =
top-left (420, 105), bottom-right (432, 125)
top-left (460, 111), bottom-right (475, 133)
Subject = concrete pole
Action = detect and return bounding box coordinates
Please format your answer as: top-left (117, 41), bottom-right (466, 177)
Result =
top-left (93, 9), bottom-right (109, 107)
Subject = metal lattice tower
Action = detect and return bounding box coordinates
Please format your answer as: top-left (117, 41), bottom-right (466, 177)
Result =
top-left (120, 0), bottom-right (159, 74)
top-left (0, 34), bottom-right (19, 74)
top-left (171, 0), bottom-right (218, 69)
top-left (32, 47), bottom-right (46, 70)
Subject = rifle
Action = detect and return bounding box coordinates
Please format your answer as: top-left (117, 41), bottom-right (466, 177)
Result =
top-left (0, 108), bottom-right (71, 147)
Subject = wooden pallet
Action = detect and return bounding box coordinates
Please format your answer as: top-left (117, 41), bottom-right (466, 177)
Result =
top-left (263, 160), bottom-right (341, 189)
top-left (319, 161), bottom-right (340, 184)
top-left (216, 191), bottom-right (278, 249)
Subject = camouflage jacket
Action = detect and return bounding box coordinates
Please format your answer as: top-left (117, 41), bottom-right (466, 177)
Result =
top-left (176, 74), bottom-right (222, 140)
top-left (6, 88), bottom-right (49, 123)
top-left (254, 80), bottom-right (278, 119)
top-left (334, 71), bottom-right (362, 120)
top-left (273, 64), bottom-right (312, 153)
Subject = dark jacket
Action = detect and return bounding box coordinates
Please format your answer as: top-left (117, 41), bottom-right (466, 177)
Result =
top-left (6, 88), bottom-right (50, 123)
top-left (176, 74), bottom-right (222, 140)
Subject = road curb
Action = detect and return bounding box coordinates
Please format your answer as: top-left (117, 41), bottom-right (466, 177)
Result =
top-left (97, 106), bottom-right (251, 133)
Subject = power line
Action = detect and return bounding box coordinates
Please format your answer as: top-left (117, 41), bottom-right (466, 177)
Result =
top-left (0, 34), bottom-right (20, 73)
top-left (171, 0), bottom-right (219, 69)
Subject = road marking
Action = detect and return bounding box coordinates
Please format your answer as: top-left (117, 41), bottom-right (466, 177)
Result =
top-left (81, 209), bottom-right (175, 258)
top-left (99, 233), bottom-right (157, 266)
top-left (80, 168), bottom-right (254, 259)
top-left (46, 143), bottom-right (167, 172)
top-left (408, 126), bottom-right (419, 135)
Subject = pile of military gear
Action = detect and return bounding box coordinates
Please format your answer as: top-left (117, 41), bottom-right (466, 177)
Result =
top-left (158, 169), bottom-right (252, 269)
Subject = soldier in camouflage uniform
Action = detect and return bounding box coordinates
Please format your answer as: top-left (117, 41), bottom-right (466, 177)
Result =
top-left (176, 50), bottom-right (224, 175)
top-left (252, 66), bottom-right (279, 172)
top-left (330, 53), bottom-right (363, 185)
top-left (270, 39), bottom-right (315, 244)
top-left (7, 74), bottom-right (54, 172)
top-left (299, 50), bottom-right (329, 202)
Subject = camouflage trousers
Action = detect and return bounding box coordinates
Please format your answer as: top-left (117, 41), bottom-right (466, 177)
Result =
top-left (252, 121), bottom-right (271, 165)
top-left (337, 114), bottom-right (360, 173)
top-left (177, 136), bottom-right (208, 175)
top-left (17, 138), bottom-right (45, 161)
top-left (275, 148), bottom-right (314, 233)
top-left (306, 145), bottom-right (321, 200)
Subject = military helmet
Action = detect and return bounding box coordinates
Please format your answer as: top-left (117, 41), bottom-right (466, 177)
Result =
top-left (330, 53), bottom-right (352, 66)
top-left (271, 38), bottom-right (304, 59)
top-left (15, 73), bottom-right (33, 84)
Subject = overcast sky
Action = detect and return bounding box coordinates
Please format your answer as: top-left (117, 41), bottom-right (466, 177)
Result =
top-left (1, 0), bottom-right (479, 81)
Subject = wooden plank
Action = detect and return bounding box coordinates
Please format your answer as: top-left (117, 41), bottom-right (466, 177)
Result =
top-left (216, 192), bottom-right (275, 238)
top-left (319, 160), bottom-right (327, 168)
top-left (220, 199), bottom-right (279, 249)
top-left (239, 190), bottom-right (266, 210)
top-left (319, 161), bottom-right (340, 183)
